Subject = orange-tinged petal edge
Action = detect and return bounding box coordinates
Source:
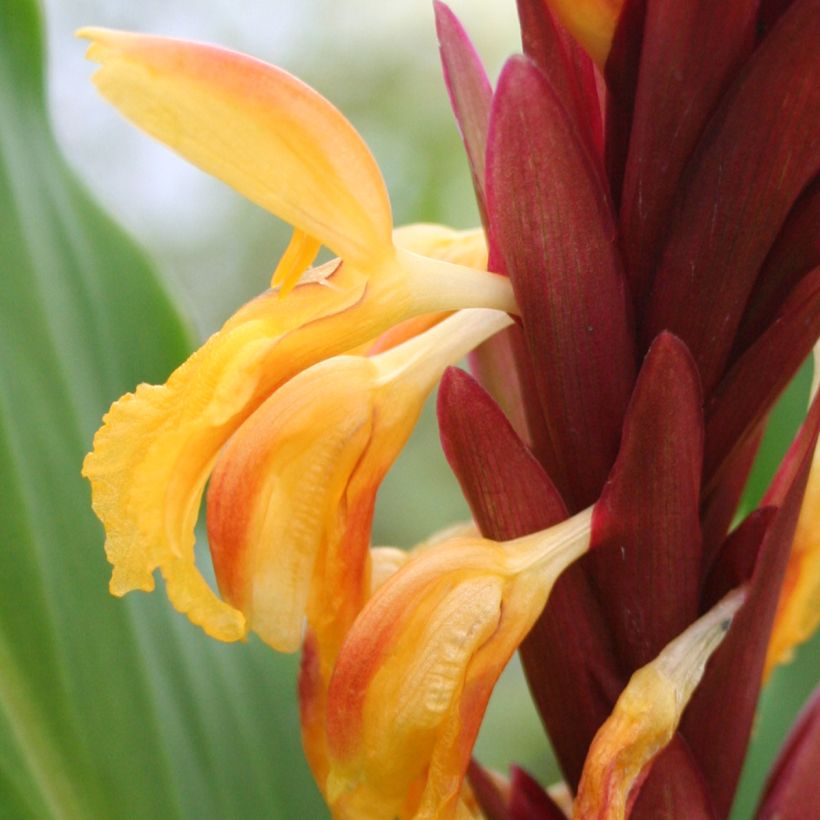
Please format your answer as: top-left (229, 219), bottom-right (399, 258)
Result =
top-left (78, 28), bottom-right (393, 265)
top-left (573, 588), bottom-right (746, 820)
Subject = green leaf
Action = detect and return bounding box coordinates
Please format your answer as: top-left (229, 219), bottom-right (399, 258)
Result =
top-left (0, 1), bottom-right (323, 816)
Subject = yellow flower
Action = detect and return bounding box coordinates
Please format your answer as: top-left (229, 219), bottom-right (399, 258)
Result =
top-left (204, 308), bottom-right (508, 786)
top-left (207, 308), bottom-right (510, 654)
top-left (573, 589), bottom-right (746, 819)
top-left (303, 522), bottom-right (478, 789)
top-left (324, 508), bottom-right (593, 819)
top-left (79, 28), bottom-right (514, 641)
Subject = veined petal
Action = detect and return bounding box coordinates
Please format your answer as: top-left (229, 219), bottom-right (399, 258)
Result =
top-left (573, 589), bottom-right (746, 820)
top-left (325, 508), bottom-right (592, 820)
top-left (589, 332), bottom-right (703, 671)
top-left (78, 28), bottom-right (393, 266)
top-left (207, 308), bottom-right (511, 653)
top-left (371, 521), bottom-right (479, 594)
top-left (543, 0), bottom-right (624, 67)
top-left (77, 30), bottom-right (518, 318)
top-left (488, 55), bottom-right (635, 509)
top-left (642, 0), bottom-right (820, 395)
top-left (207, 357), bottom-right (376, 653)
top-left (517, 0), bottom-right (603, 157)
top-left (393, 223), bottom-right (487, 270)
top-left (438, 366), bottom-right (618, 788)
top-left (683, 390), bottom-right (820, 815)
top-left (434, 1), bottom-right (493, 222)
top-left (369, 547), bottom-right (411, 594)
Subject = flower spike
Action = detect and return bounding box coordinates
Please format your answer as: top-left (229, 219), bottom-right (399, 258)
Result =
top-left (76, 6), bottom-right (820, 818)
top-left (325, 508), bottom-right (593, 819)
top-left (573, 589), bottom-right (747, 820)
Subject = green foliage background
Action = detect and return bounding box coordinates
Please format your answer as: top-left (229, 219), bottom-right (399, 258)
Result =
top-left (0, 0), bottom-right (816, 817)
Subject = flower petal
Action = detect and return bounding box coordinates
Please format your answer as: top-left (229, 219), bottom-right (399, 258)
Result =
top-left (366, 224), bottom-right (489, 354)
top-left (205, 309), bottom-right (508, 793)
top-left (517, 0), bottom-right (603, 157)
top-left (736, 178), bottom-right (820, 357)
top-left (432, 8), bottom-right (540, 451)
top-left (628, 737), bottom-right (716, 819)
top-left (78, 28), bottom-right (393, 265)
top-left (508, 767), bottom-right (568, 819)
top-left (701, 428), bottom-right (765, 571)
top-left (704, 268), bottom-right (820, 487)
top-left (393, 223), bottom-right (488, 270)
top-left (574, 589), bottom-right (746, 820)
top-left (83, 264), bottom-right (376, 640)
top-left (619, 0), bottom-right (758, 304)
top-left (326, 510), bottom-right (593, 819)
top-left (434, 2), bottom-right (492, 223)
top-left (438, 366), bottom-right (567, 535)
top-left (207, 308), bottom-right (510, 653)
top-left (207, 357), bottom-right (376, 652)
top-left (438, 366), bottom-right (621, 788)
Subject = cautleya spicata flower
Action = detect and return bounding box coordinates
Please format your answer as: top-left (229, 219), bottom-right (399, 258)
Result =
top-left (82, 2), bottom-right (820, 817)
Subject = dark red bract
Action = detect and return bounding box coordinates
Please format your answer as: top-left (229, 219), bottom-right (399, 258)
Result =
top-left (435, 0), bottom-right (820, 815)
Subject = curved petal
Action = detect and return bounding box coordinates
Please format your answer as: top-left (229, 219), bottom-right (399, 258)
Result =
top-left (207, 356), bottom-right (377, 652)
top-left (83, 263), bottom-right (375, 641)
top-left (325, 509), bottom-right (592, 819)
top-left (78, 28), bottom-right (393, 266)
top-left (206, 309), bottom-right (510, 652)
top-left (206, 309), bottom-right (510, 791)
top-left (83, 210), bottom-right (514, 643)
top-left (573, 589), bottom-right (746, 820)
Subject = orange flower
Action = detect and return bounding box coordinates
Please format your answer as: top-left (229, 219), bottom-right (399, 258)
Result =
top-left (207, 308), bottom-right (511, 653)
top-left (79, 28), bottom-right (514, 640)
top-left (325, 508), bottom-right (593, 819)
top-left (205, 309), bottom-right (509, 786)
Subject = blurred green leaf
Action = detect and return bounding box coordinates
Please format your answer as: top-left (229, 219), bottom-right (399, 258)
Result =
top-left (0, 1), bottom-right (323, 816)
